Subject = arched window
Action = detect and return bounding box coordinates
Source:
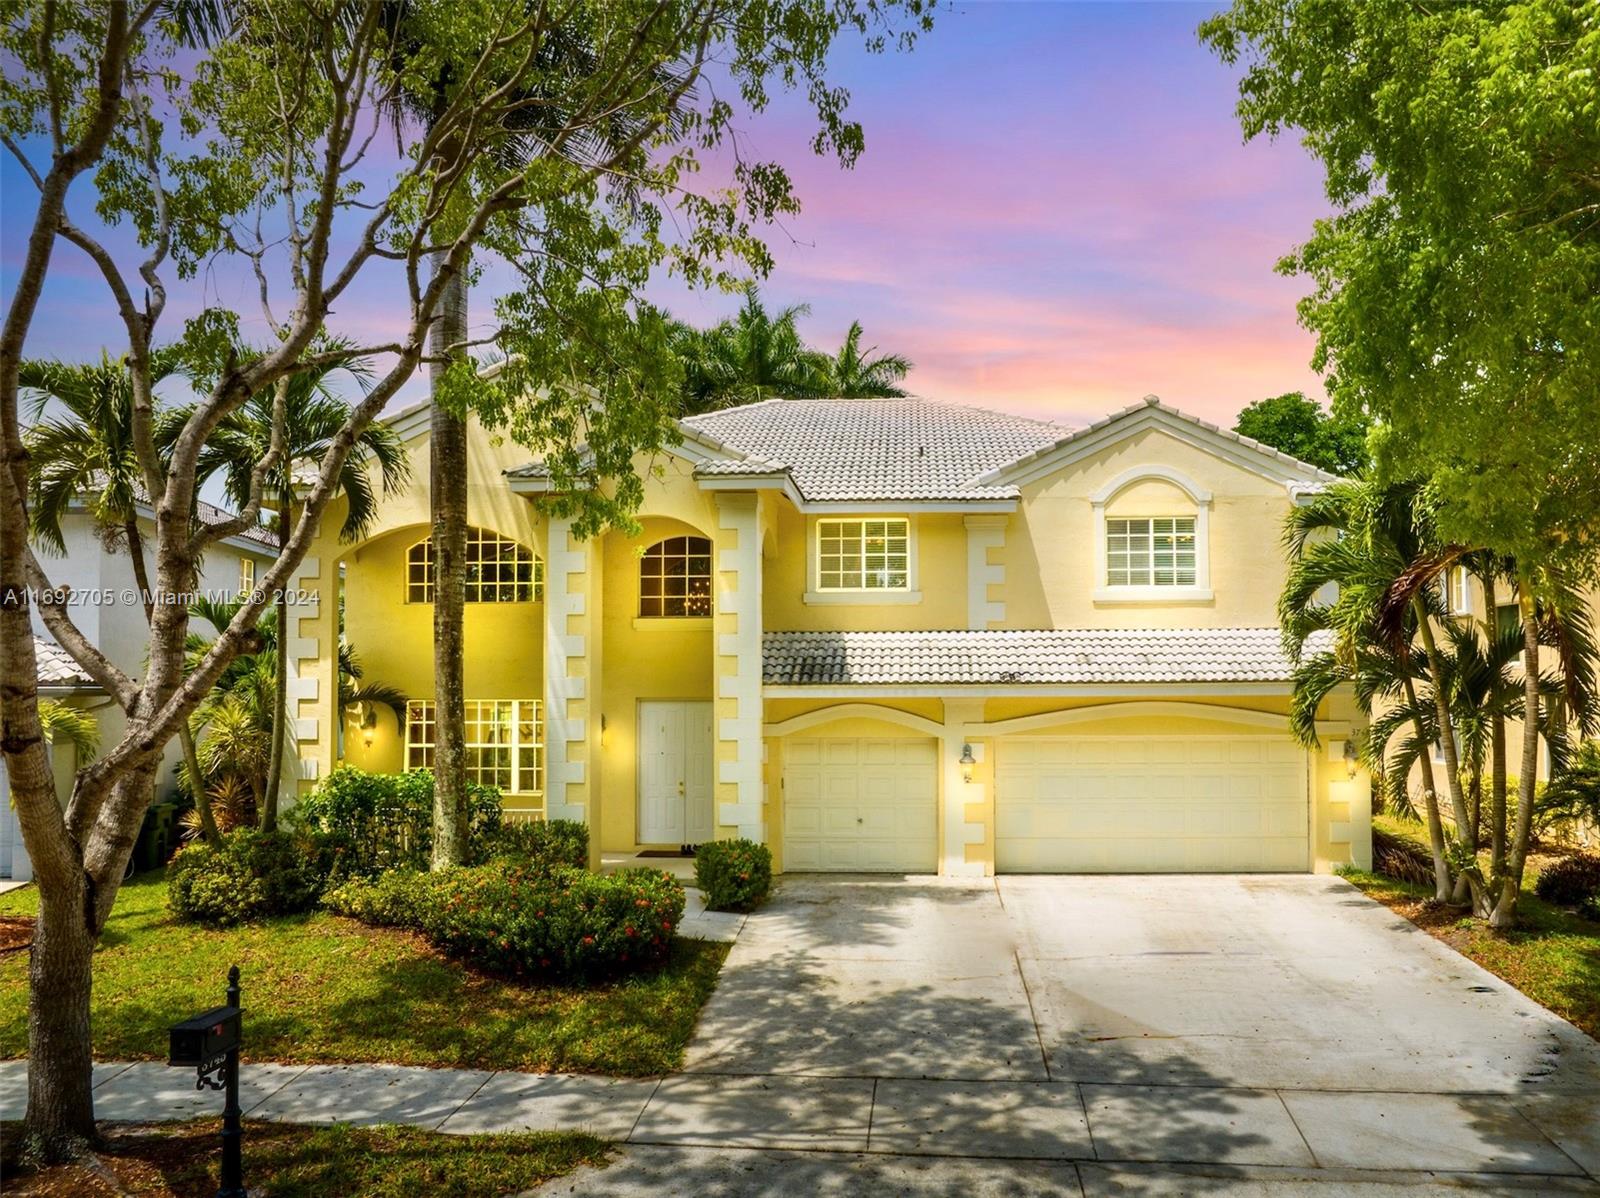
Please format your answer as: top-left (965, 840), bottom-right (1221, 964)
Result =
top-left (406, 528), bottom-right (542, 603)
top-left (638, 535), bottom-right (712, 618)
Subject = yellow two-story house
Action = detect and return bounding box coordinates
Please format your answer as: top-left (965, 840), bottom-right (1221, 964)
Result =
top-left (284, 392), bottom-right (1371, 876)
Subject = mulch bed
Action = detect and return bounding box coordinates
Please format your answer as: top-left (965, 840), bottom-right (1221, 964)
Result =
top-left (0, 916), bottom-right (35, 955)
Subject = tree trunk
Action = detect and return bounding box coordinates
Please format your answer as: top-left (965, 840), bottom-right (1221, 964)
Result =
top-left (178, 724), bottom-right (219, 843)
top-left (1401, 670), bottom-right (1453, 902)
top-left (23, 872), bottom-right (98, 1158)
top-left (1491, 582), bottom-right (1542, 928)
top-left (123, 516), bottom-right (219, 844)
top-left (430, 253), bottom-right (470, 869)
top-left (1482, 572), bottom-right (1508, 882)
top-left (261, 496), bottom-right (291, 831)
top-left (1414, 603), bottom-right (1485, 910)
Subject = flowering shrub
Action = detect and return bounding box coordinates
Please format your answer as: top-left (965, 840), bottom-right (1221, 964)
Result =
top-left (472, 819), bottom-right (589, 872)
top-left (327, 864), bottom-right (684, 981)
top-left (167, 829), bottom-right (324, 926)
top-left (694, 839), bottom-right (772, 912)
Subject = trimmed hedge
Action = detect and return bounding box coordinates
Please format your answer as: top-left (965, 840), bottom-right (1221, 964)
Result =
top-left (167, 829), bottom-right (325, 927)
top-left (474, 819), bottom-right (588, 872)
top-left (1534, 853), bottom-right (1600, 916)
top-left (326, 864), bottom-right (684, 981)
top-left (694, 839), bottom-right (772, 912)
top-left (291, 766), bottom-right (503, 878)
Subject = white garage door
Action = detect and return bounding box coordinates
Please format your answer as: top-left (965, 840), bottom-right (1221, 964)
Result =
top-left (996, 735), bottom-right (1308, 873)
top-left (783, 737), bottom-right (938, 872)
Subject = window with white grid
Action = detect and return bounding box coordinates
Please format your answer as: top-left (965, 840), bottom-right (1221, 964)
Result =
top-left (816, 518), bottom-right (909, 591)
top-left (638, 536), bottom-right (713, 618)
top-left (405, 699), bottom-right (543, 795)
top-left (1105, 516), bottom-right (1197, 587)
top-left (406, 529), bottom-right (543, 603)
top-left (237, 557), bottom-right (256, 597)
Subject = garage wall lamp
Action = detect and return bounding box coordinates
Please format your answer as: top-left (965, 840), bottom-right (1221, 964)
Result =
top-left (1342, 738), bottom-right (1358, 780)
top-left (959, 743), bottom-right (976, 784)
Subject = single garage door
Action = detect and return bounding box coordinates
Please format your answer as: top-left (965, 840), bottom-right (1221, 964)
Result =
top-left (784, 737), bottom-right (938, 872)
top-left (996, 735), bottom-right (1308, 873)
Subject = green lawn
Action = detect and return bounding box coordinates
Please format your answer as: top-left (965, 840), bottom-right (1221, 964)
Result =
top-left (1, 1119), bottom-right (606, 1197)
top-left (1344, 816), bottom-right (1600, 1039)
top-left (0, 872), bottom-right (726, 1075)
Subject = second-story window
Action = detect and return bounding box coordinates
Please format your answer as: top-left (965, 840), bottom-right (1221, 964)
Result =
top-left (237, 557), bottom-right (256, 597)
top-left (639, 535), bottom-right (713, 617)
top-left (1106, 516), bottom-right (1196, 586)
top-left (406, 528), bottom-right (543, 603)
top-left (1439, 566), bottom-right (1471, 616)
top-left (817, 518), bottom-right (910, 591)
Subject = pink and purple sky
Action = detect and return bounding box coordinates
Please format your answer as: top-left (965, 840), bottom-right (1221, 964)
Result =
top-left (1, 2), bottom-right (1333, 430)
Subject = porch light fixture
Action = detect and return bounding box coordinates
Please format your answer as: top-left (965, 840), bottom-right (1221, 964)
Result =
top-left (1342, 739), bottom-right (1358, 780)
top-left (357, 702), bottom-right (377, 750)
top-left (959, 743), bottom-right (976, 784)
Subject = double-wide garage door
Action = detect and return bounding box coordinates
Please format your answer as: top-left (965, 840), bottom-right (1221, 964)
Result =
top-left (996, 734), bottom-right (1309, 873)
top-left (783, 737), bottom-right (938, 872)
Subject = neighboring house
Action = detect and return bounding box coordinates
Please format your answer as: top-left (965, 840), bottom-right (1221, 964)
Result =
top-left (23, 498), bottom-right (279, 809)
top-left (291, 391), bottom-right (1371, 877)
top-left (0, 638), bottom-right (105, 881)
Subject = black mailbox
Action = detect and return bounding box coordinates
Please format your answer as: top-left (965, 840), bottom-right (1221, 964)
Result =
top-left (168, 1005), bottom-right (241, 1066)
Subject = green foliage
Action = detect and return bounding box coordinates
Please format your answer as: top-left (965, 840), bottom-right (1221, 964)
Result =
top-left (1202, 1), bottom-right (1600, 586)
top-left (36, 699), bottom-right (99, 760)
top-left (332, 864), bottom-right (686, 982)
top-left (166, 829), bottom-right (324, 927)
top-left (694, 838), bottom-right (773, 912)
top-left (1533, 854), bottom-right (1600, 915)
top-left (1233, 391), bottom-right (1368, 476)
top-left (671, 290), bottom-right (912, 414)
top-left (1540, 742), bottom-right (1600, 832)
top-left (323, 870), bottom-right (431, 929)
top-left (291, 766), bottom-right (502, 878)
top-left (473, 819), bottom-right (590, 872)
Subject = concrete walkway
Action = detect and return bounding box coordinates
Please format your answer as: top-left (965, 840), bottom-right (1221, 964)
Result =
top-left (2, 875), bottom-right (1597, 1195)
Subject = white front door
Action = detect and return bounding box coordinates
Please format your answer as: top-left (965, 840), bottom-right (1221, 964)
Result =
top-left (995, 734), bottom-right (1309, 873)
top-left (638, 701), bottom-right (714, 844)
top-left (782, 737), bottom-right (939, 872)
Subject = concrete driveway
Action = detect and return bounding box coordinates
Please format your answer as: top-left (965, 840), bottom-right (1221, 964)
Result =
top-left (568, 874), bottom-right (1600, 1195)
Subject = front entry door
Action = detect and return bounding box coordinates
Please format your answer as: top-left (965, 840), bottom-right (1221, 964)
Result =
top-left (638, 701), bottom-right (714, 845)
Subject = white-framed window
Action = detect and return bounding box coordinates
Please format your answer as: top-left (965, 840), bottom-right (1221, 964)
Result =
top-left (1439, 566), bottom-right (1471, 616)
top-left (639, 535), bottom-right (713, 618)
top-left (237, 557), bottom-right (256, 596)
top-left (1105, 516), bottom-right (1197, 587)
top-left (404, 698), bottom-right (543, 795)
top-left (406, 528), bottom-right (543, 604)
top-left (816, 518), bottom-right (910, 591)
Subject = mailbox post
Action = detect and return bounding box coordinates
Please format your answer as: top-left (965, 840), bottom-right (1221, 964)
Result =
top-left (169, 965), bottom-right (244, 1198)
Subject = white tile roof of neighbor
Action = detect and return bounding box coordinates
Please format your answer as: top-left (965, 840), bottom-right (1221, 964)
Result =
top-left (34, 637), bottom-right (98, 688)
top-left (763, 627), bottom-right (1333, 686)
top-left (681, 398), bottom-right (1071, 502)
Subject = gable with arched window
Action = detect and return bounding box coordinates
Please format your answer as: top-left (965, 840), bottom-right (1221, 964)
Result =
top-left (406, 527), bottom-right (543, 603)
top-left (638, 535), bottom-right (713, 618)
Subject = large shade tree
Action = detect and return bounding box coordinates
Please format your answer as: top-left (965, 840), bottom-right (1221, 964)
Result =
top-left (1203, 0), bottom-right (1600, 921)
top-left (0, 0), bottom-right (935, 1158)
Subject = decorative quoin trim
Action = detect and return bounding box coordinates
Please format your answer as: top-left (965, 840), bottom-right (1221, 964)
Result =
top-left (714, 493), bottom-right (764, 841)
top-left (287, 555), bottom-right (323, 787)
top-left (543, 517), bottom-right (590, 822)
top-left (963, 514), bottom-right (1006, 629)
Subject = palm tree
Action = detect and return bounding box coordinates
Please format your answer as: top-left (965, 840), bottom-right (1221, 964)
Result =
top-left (194, 346), bottom-right (408, 830)
top-left (183, 596), bottom-right (405, 807)
top-left (1280, 478), bottom-right (1458, 900)
top-left (673, 290), bottom-right (832, 412)
top-left (819, 321), bottom-right (912, 397)
top-left (19, 351), bottom-right (221, 838)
